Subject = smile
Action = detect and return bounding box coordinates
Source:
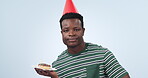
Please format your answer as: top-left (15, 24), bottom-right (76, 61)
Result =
top-left (68, 38), bottom-right (77, 42)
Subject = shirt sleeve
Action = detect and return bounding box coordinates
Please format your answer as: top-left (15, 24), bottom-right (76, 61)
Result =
top-left (103, 50), bottom-right (128, 78)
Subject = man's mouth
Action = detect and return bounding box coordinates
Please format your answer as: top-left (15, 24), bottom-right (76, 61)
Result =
top-left (68, 38), bottom-right (77, 42)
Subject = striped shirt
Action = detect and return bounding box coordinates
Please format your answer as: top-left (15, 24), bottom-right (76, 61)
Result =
top-left (52, 43), bottom-right (128, 78)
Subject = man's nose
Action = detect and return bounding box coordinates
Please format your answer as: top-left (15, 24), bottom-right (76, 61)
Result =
top-left (68, 30), bottom-right (75, 36)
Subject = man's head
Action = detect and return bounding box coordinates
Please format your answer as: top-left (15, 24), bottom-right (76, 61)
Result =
top-left (60, 13), bottom-right (85, 48)
top-left (60, 13), bottom-right (84, 29)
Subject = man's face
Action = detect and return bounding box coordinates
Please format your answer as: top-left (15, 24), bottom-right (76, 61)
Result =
top-left (61, 18), bottom-right (85, 47)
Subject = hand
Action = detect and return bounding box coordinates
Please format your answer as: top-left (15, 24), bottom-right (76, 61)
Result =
top-left (34, 68), bottom-right (58, 78)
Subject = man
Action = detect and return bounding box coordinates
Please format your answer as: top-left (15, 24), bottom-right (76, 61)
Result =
top-left (35, 0), bottom-right (130, 78)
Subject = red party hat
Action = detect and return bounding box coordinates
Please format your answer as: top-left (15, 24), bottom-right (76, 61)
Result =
top-left (63, 0), bottom-right (78, 15)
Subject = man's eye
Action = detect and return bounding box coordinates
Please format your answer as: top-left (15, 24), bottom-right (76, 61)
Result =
top-left (75, 29), bottom-right (80, 31)
top-left (63, 30), bottom-right (68, 32)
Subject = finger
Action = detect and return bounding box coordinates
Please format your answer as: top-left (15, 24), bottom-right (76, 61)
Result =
top-left (34, 68), bottom-right (39, 73)
top-left (44, 70), bottom-right (53, 76)
top-left (48, 71), bottom-right (57, 77)
top-left (34, 68), bottom-right (40, 73)
top-left (42, 71), bottom-right (50, 76)
top-left (34, 68), bottom-right (43, 75)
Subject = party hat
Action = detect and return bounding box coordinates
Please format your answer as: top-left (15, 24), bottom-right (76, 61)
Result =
top-left (63, 0), bottom-right (78, 15)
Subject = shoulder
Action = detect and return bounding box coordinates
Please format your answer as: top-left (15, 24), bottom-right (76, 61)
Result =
top-left (86, 42), bottom-right (113, 56)
top-left (57, 50), bottom-right (67, 58)
top-left (86, 42), bottom-right (108, 51)
top-left (52, 50), bottom-right (67, 66)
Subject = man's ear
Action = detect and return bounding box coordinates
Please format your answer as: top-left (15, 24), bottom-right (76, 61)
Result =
top-left (61, 30), bottom-right (63, 34)
top-left (82, 28), bottom-right (85, 36)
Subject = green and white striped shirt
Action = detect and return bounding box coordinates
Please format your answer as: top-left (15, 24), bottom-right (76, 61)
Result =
top-left (52, 43), bottom-right (128, 78)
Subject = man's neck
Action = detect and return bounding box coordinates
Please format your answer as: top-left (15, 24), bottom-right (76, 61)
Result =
top-left (67, 42), bottom-right (85, 54)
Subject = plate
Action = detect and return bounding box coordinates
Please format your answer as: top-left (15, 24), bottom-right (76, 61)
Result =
top-left (33, 65), bottom-right (57, 71)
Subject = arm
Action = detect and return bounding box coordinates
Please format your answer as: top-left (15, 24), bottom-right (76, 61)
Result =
top-left (122, 74), bottom-right (130, 78)
top-left (104, 50), bottom-right (130, 78)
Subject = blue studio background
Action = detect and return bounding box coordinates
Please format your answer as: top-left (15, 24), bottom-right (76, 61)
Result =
top-left (0, 0), bottom-right (148, 78)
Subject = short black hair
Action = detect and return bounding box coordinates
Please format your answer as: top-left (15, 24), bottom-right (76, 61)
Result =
top-left (59, 13), bottom-right (84, 29)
